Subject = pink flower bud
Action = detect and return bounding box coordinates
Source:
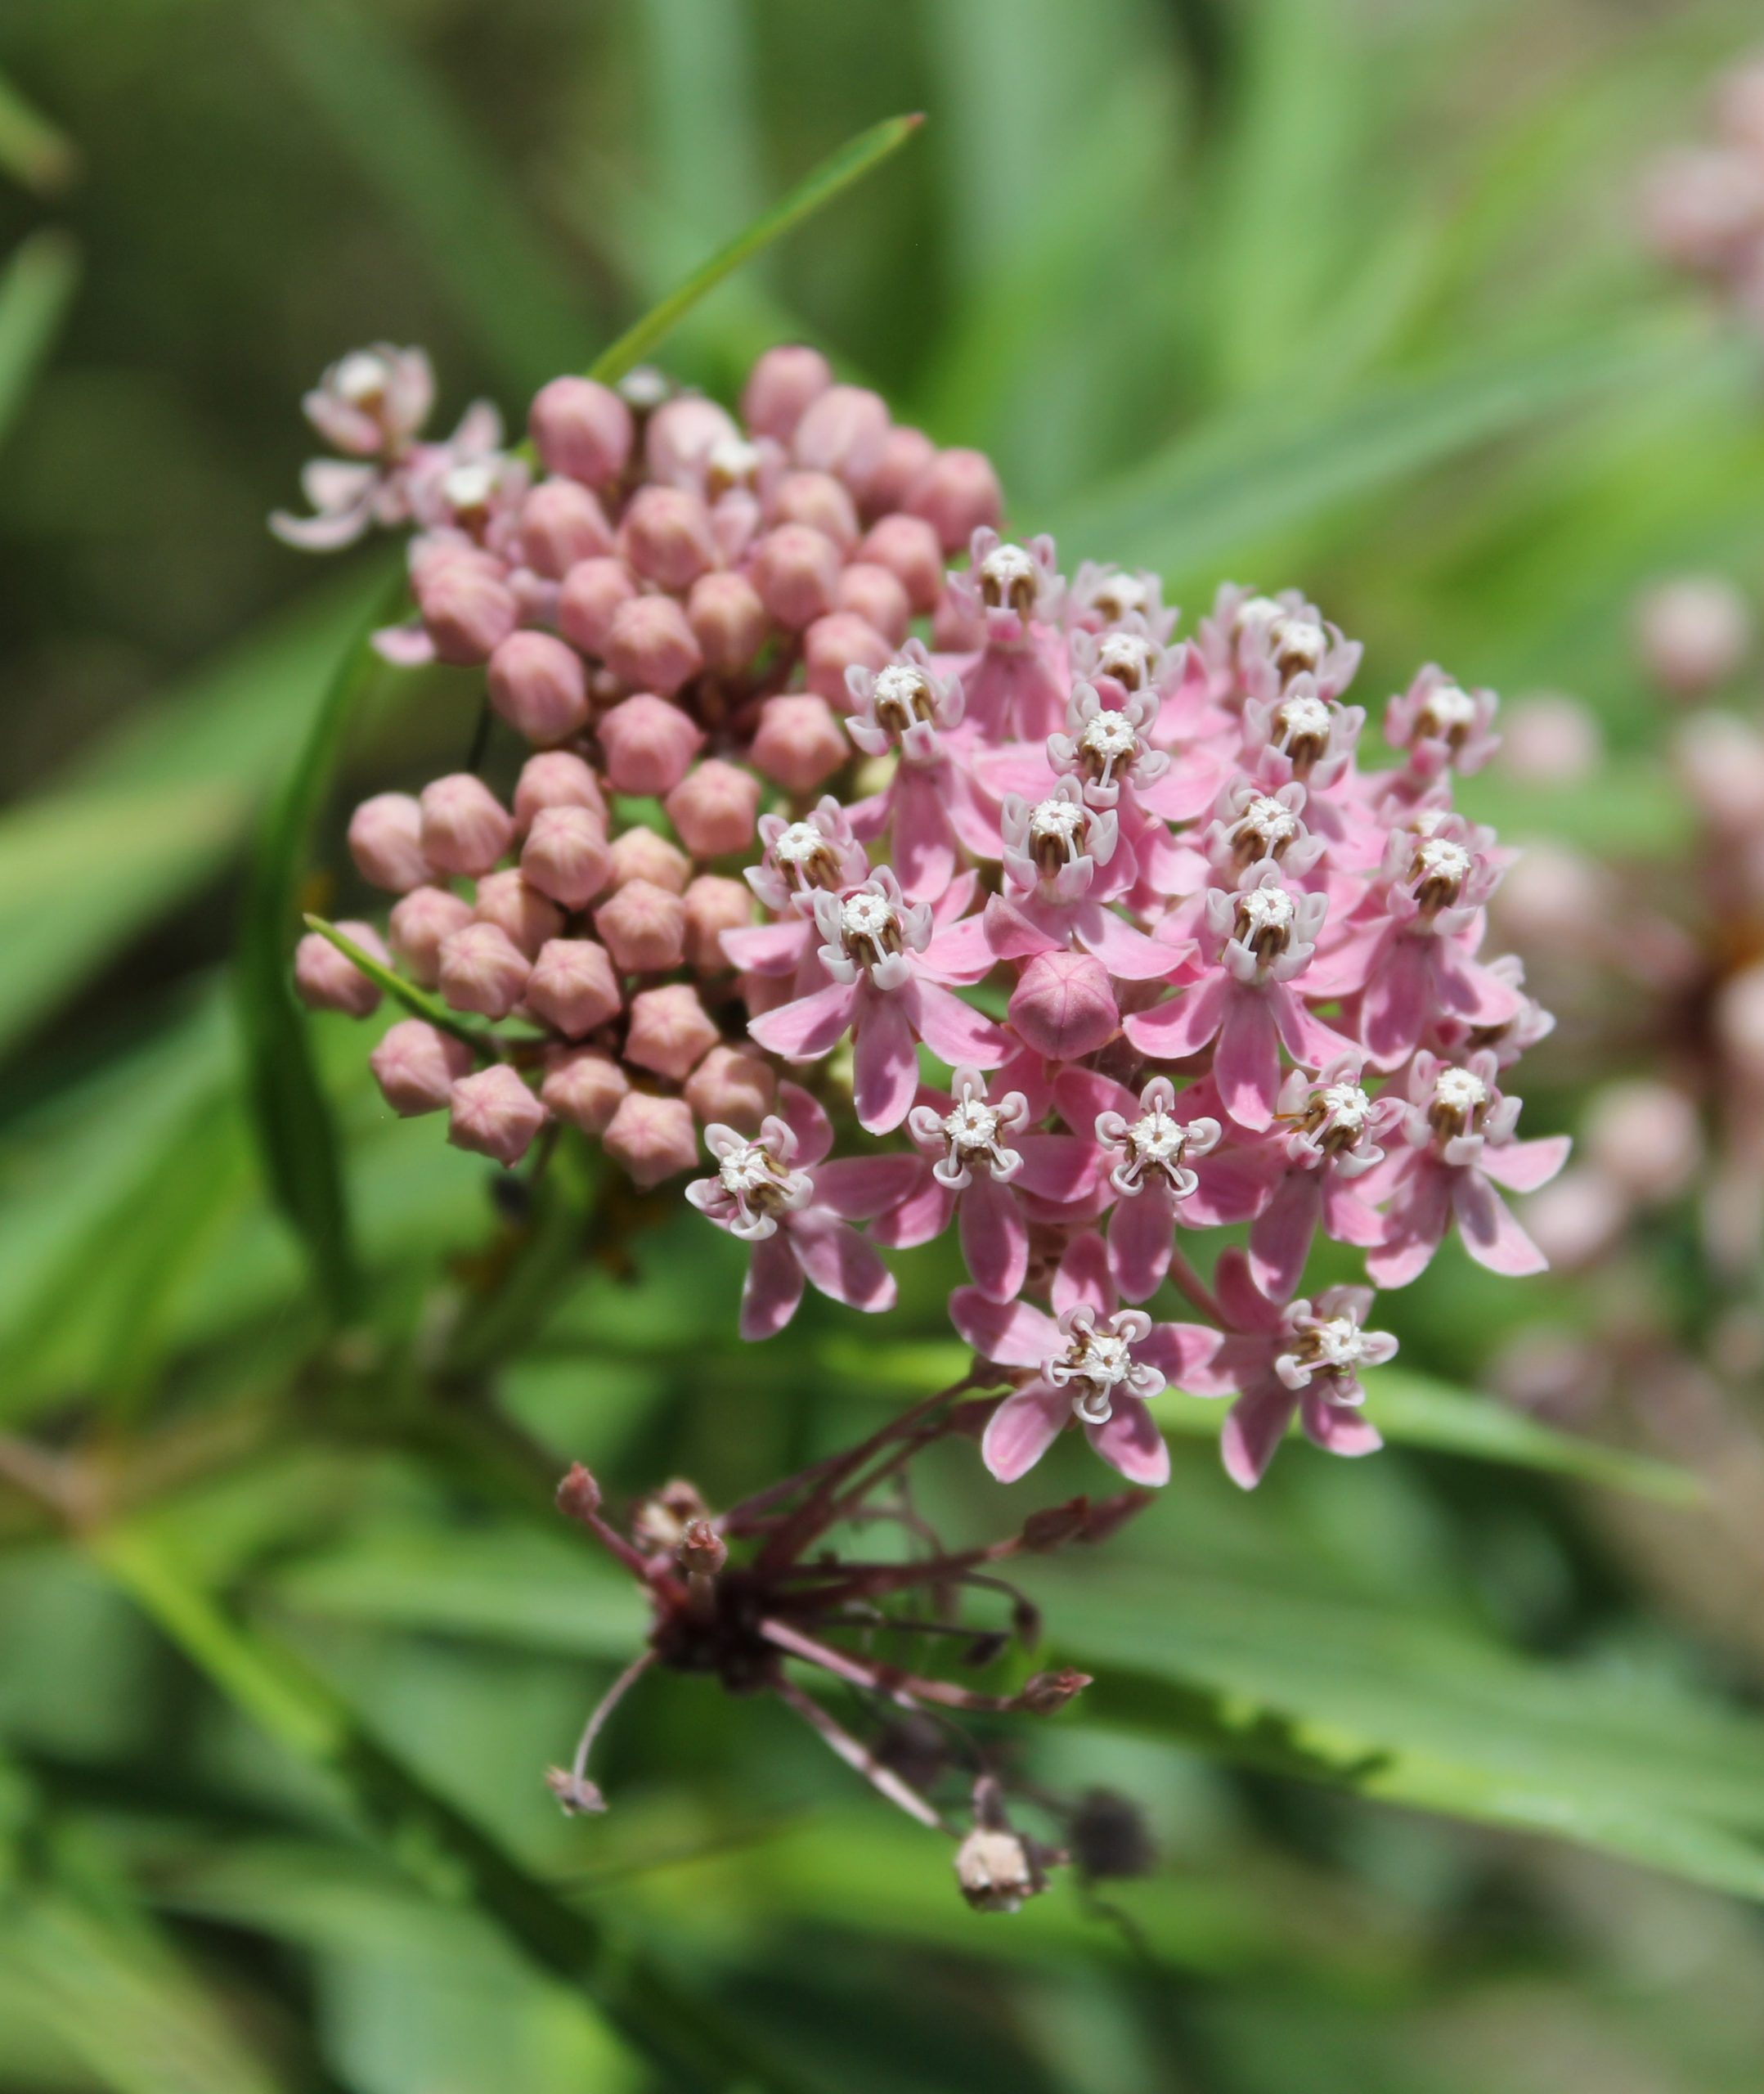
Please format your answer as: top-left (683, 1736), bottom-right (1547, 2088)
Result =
top-left (602, 1090), bottom-right (699, 1189)
top-left (558, 556), bottom-right (638, 655)
top-left (1718, 61), bottom-right (1764, 153)
top-left (518, 479), bottom-right (615, 577)
top-left (1498, 694), bottom-right (1602, 784)
top-left (803, 611), bottom-right (891, 704)
top-left (625, 982), bottom-right (721, 1080)
top-left (619, 485), bottom-right (718, 591)
top-left (514, 750), bottom-right (608, 831)
top-left (487, 631), bottom-right (590, 745)
top-left (1717, 962), bottom-right (1764, 1085)
top-left (388, 884), bottom-right (474, 987)
top-left (1008, 950), bottom-right (1118, 1060)
top-left (348, 792), bottom-right (431, 892)
top-left (682, 874), bottom-right (751, 970)
top-left (415, 558), bottom-right (518, 666)
top-left (908, 447), bottom-right (1003, 553)
top-left (420, 774), bottom-right (514, 878)
top-left (684, 1042), bottom-right (776, 1131)
top-left (751, 523), bottom-right (842, 629)
top-left (472, 869), bottom-right (564, 958)
top-left (835, 560), bottom-right (911, 647)
top-left (864, 425), bottom-right (936, 516)
top-left (294, 922), bottom-right (387, 1018)
top-left (741, 344), bottom-right (833, 441)
top-left (858, 513), bottom-right (945, 614)
top-left (1583, 1080), bottom-right (1701, 1204)
top-left (687, 569), bottom-right (770, 674)
top-left (529, 376), bottom-right (633, 487)
top-left (597, 692), bottom-right (704, 795)
top-left (525, 937), bottom-right (622, 1037)
top-left (1520, 1168), bottom-right (1626, 1271)
top-left (604, 594), bottom-right (704, 695)
top-left (1637, 577), bottom-right (1754, 699)
top-left (370, 1018), bottom-right (474, 1116)
top-left (595, 878), bottom-right (687, 972)
top-left (768, 470), bottom-right (860, 555)
top-left (645, 395), bottom-right (739, 484)
top-left (749, 694), bottom-right (849, 792)
top-left (438, 921), bottom-right (532, 1018)
top-left (608, 825), bottom-right (691, 894)
top-left (792, 384), bottom-right (890, 496)
top-left (521, 805), bottom-right (612, 908)
top-left (541, 1046), bottom-right (631, 1133)
top-left (448, 1063), bottom-right (548, 1166)
top-left (1676, 711), bottom-right (1764, 830)
top-left (665, 759), bottom-right (759, 859)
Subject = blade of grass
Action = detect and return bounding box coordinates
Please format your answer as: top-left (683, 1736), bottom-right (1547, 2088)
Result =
top-left (0, 228), bottom-right (79, 452)
top-left (0, 72), bottom-right (77, 195)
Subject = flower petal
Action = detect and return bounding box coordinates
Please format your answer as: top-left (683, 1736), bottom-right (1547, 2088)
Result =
top-left (1084, 1400), bottom-right (1170, 1486)
top-left (981, 1382), bottom-right (1070, 1483)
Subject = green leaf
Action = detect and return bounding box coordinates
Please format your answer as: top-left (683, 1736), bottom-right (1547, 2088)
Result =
top-left (236, 576), bottom-right (406, 1324)
top-left (0, 228), bottom-right (79, 452)
top-left (586, 112), bottom-right (925, 384)
top-left (0, 71), bottom-right (78, 195)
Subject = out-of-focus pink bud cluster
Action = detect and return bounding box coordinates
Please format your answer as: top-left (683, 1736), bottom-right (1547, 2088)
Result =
top-left (281, 345), bottom-right (1562, 1494)
top-left (1641, 56), bottom-right (1764, 327)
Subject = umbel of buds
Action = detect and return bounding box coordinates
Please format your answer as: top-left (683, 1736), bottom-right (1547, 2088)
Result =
top-left (279, 341), bottom-right (1564, 1503)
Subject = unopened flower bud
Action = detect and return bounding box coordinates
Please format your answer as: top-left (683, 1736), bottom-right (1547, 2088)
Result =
top-left (529, 376), bottom-right (633, 487)
top-left (472, 868), bottom-right (564, 958)
top-left (1067, 1790), bottom-right (1156, 1882)
top-left (514, 749), bottom-right (608, 831)
top-left (388, 884), bottom-right (474, 987)
top-left (1009, 950), bottom-right (1118, 1060)
top-left (835, 560), bottom-right (911, 646)
top-left (1018, 1668), bottom-right (1092, 1714)
top-left (645, 394), bottom-right (739, 484)
top-left (1717, 961), bottom-right (1764, 1085)
top-left (487, 631), bottom-right (590, 744)
top-left (448, 1063), bottom-right (548, 1166)
top-left (1638, 576), bottom-right (1753, 698)
top-left (625, 982), bottom-right (720, 1080)
top-left (420, 774), bottom-right (514, 878)
top-left (294, 922), bottom-right (386, 1017)
top-left (558, 556), bottom-right (638, 655)
top-left (1520, 1167), bottom-right (1627, 1270)
top-left (750, 694), bottom-right (849, 792)
top-left (770, 470), bottom-right (859, 555)
top-left (620, 483), bottom-right (719, 591)
top-left (677, 1517), bottom-right (727, 1576)
top-left (1583, 1080), bottom-right (1701, 1203)
top-left (525, 937), bottom-right (622, 1037)
top-left (859, 513), bottom-right (945, 614)
top-left (604, 594), bottom-right (703, 695)
top-left (803, 612), bottom-right (892, 704)
top-left (864, 426), bottom-right (938, 517)
top-left (544, 1766), bottom-right (607, 1816)
top-left (438, 921), bottom-right (532, 1018)
top-left (682, 876), bottom-right (752, 972)
top-left (597, 692), bottom-right (704, 796)
top-left (684, 1042), bottom-right (775, 1131)
top-left (665, 759), bottom-right (759, 859)
top-left (908, 447), bottom-right (1003, 552)
top-left (522, 805), bottom-right (613, 908)
top-left (687, 569), bottom-right (770, 674)
top-left (1676, 710), bottom-right (1764, 829)
top-left (555, 1460), bottom-right (603, 1521)
top-left (751, 524), bottom-right (842, 629)
top-left (348, 792), bottom-right (430, 892)
top-left (741, 344), bottom-right (833, 440)
top-left (954, 1827), bottom-right (1044, 1915)
top-left (414, 558), bottom-right (518, 666)
top-left (602, 1090), bottom-right (698, 1189)
top-left (608, 825), bottom-right (691, 894)
top-left (518, 478), bottom-right (614, 577)
top-left (792, 384), bottom-right (890, 497)
top-left (1499, 694), bottom-right (1602, 783)
top-left (541, 1047), bottom-right (631, 1133)
top-left (370, 1018), bottom-right (474, 1116)
top-left (595, 878), bottom-right (687, 972)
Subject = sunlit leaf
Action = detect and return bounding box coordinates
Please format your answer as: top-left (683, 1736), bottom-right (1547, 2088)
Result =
top-left (0, 71), bottom-right (78, 195)
top-left (0, 228), bottom-right (78, 452)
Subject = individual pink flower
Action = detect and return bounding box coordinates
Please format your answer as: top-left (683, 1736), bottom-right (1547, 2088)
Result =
top-left (1365, 1051), bottom-right (1569, 1286)
top-left (1075, 1072), bottom-right (1223, 1303)
top-left (745, 870), bottom-right (1008, 1134)
top-left (844, 644), bottom-right (994, 899)
top-left (685, 1085), bottom-right (917, 1339)
top-left (949, 1233), bottom-right (1220, 1487)
top-left (1248, 1057), bottom-right (1402, 1300)
top-left (1384, 665), bottom-right (1500, 784)
top-left (1201, 1251), bottom-right (1397, 1489)
top-left (982, 778), bottom-right (1174, 982)
top-left (943, 530), bottom-right (1069, 743)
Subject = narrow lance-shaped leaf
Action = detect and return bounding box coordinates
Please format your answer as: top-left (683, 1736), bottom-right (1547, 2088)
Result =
top-left (0, 228), bottom-right (79, 453)
top-left (303, 913), bottom-right (533, 1050)
top-left (0, 71), bottom-right (78, 195)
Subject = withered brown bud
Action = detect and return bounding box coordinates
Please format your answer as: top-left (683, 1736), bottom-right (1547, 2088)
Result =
top-left (954, 1826), bottom-right (1044, 1914)
top-left (1068, 1788), bottom-right (1156, 1882)
top-left (632, 1477), bottom-right (711, 1552)
top-left (555, 1463), bottom-right (602, 1525)
top-left (1078, 1490), bottom-right (1155, 1545)
top-left (545, 1765), bottom-right (607, 1816)
top-left (678, 1517), bottom-right (728, 1577)
top-left (1018, 1668), bottom-right (1092, 1714)
top-left (1021, 1497), bottom-right (1092, 1552)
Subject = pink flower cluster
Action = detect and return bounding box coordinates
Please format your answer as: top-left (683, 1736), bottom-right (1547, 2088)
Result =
top-left (1641, 54), bottom-right (1764, 326)
top-left (280, 344), bottom-right (1564, 1494)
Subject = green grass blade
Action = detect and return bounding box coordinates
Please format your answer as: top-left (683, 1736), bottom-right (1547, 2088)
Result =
top-left (0, 71), bottom-right (78, 195)
top-left (0, 229), bottom-right (79, 452)
top-left (235, 576), bottom-right (407, 1324)
top-left (302, 914), bottom-right (516, 1049)
top-left (587, 112), bottom-right (924, 384)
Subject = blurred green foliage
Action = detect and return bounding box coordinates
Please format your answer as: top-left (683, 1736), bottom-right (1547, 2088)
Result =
top-left (5, 2), bottom-right (1764, 2090)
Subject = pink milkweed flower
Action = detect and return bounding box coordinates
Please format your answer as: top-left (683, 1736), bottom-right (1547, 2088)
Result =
top-left (745, 869), bottom-right (1008, 1133)
top-left (1202, 777), bottom-right (1326, 883)
top-left (984, 779), bottom-right (1177, 982)
top-left (1064, 562), bottom-right (1178, 645)
top-left (1385, 666), bottom-right (1501, 784)
top-left (1430, 952), bottom-right (1557, 1068)
top-left (1088, 1074), bottom-right (1223, 1303)
top-left (1248, 1057), bottom-right (1403, 1300)
top-left (685, 1084), bottom-right (918, 1340)
top-left (1241, 673), bottom-right (1365, 794)
top-left (951, 1233), bottom-right (1220, 1487)
top-left (1364, 1050), bottom-right (1570, 1287)
top-left (1201, 1251), bottom-right (1396, 1488)
top-left (944, 530), bottom-right (1069, 743)
top-left (1230, 591), bottom-right (1364, 707)
top-left (721, 802), bottom-right (869, 990)
top-left (1123, 865), bottom-right (1351, 1130)
top-left (877, 1067), bottom-right (1101, 1301)
top-left (844, 645), bottom-right (997, 898)
top-left (304, 345), bottom-right (437, 458)
top-left (1044, 681), bottom-right (1170, 811)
